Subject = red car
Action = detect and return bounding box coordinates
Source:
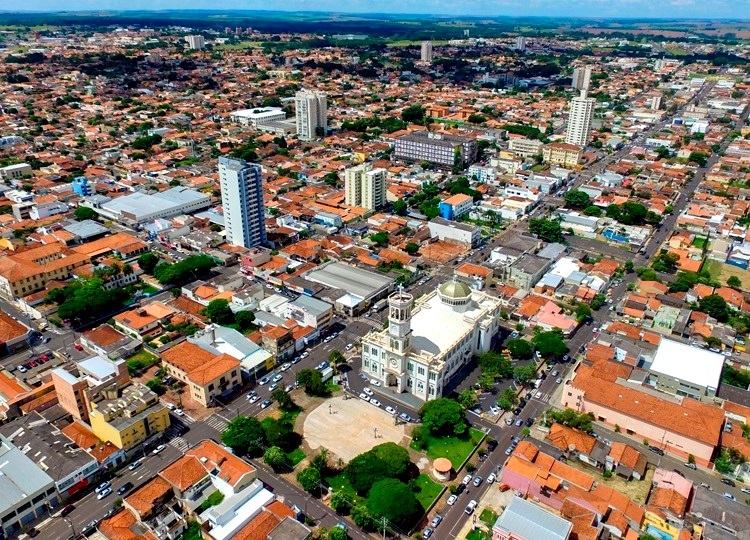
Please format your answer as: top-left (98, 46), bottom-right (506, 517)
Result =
top-left (28, 360), bottom-right (37, 367)
top-left (75, 344), bottom-right (83, 351)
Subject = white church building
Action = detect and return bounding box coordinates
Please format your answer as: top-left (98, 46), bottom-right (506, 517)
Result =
top-left (360, 278), bottom-right (502, 401)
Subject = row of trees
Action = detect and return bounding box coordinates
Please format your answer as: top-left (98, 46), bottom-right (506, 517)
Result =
top-left (46, 277), bottom-right (129, 322)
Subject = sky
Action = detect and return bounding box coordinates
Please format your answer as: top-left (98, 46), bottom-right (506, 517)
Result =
top-left (9, 0), bottom-right (750, 19)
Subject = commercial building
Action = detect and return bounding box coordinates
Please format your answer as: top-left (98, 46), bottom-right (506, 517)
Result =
top-left (542, 142), bottom-right (582, 168)
top-left (187, 324), bottom-right (273, 381)
top-left (88, 381), bottom-right (170, 450)
top-left (565, 92), bottom-right (596, 147)
top-left (294, 90), bottom-right (327, 141)
top-left (161, 341), bottom-right (243, 407)
top-left (185, 35), bottom-right (206, 49)
top-left (647, 339), bottom-right (723, 402)
top-left (439, 193), bottom-right (474, 220)
top-left (394, 131), bottom-right (477, 169)
top-left (421, 40), bottom-right (433, 63)
top-left (492, 497), bottom-right (572, 540)
top-left (0, 163), bottom-right (31, 181)
top-left (344, 162), bottom-right (387, 210)
top-left (72, 176), bottom-right (91, 196)
top-left (91, 187), bottom-right (211, 224)
top-left (0, 412), bottom-right (99, 499)
top-left (285, 295), bottom-right (333, 329)
top-left (361, 279), bottom-right (501, 401)
top-left (571, 65), bottom-right (592, 91)
top-left (303, 262), bottom-right (394, 315)
top-left (428, 217), bottom-right (481, 247)
top-left (508, 137), bottom-right (544, 158)
top-left (229, 108), bottom-right (286, 126)
top-left (0, 434), bottom-right (58, 538)
top-left (561, 361), bottom-right (724, 466)
top-left (80, 324), bottom-right (141, 360)
top-left (219, 156), bottom-right (267, 249)
top-left (0, 242), bottom-right (89, 299)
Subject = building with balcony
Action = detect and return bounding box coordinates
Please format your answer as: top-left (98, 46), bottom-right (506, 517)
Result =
top-left (394, 131), bottom-right (477, 169)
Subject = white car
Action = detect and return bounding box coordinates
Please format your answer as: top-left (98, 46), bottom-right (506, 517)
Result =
top-left (300, 351), bottom-right (309, 359)
top-left (271, 374), bottom-right (283, 383)
top-left (465, 500), bottom-right (478, 515)
top-left (486, 473), bottom-right (496, 484)
top-left (95, 481), bottom-right (111, 493)
top-left (173, 408), bottom-right (184, 416)
top-left (385, 406), bottom-right (397, 414)
top-left (370, 379), bottom-right (382, 387)
top-left (97, 487), bottom-right (112, 500)
top-left (248, 395), bottom-right (260, 404)
top-left (461, 474), bottom-right (472, 485)
top-left (280, 363), bottom-right (291, 371)
top-left (370, 399), bottom-right (381, 407)
top-left (359, 392), bottom-right (370, 402)
top-left (535, 391), bottom-right (543, 399)
top-left (152, 444), bottom-right (165, 455)
top-left (17, 365), bottom-right (28, 373)
top-left (363, 387), bottom-right (374, 396)
top-left (446, 494), bottom-right (458, 506)
top-left (345, 343), bottom-right (353, 351)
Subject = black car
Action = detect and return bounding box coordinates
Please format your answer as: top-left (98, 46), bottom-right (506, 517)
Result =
top-left (27, 528), bottom-right (40, 538)
top-left (117, 482), bottom-right (134, 495)
top-left (518, 398), bottom-right (527, 408)
top-left (648, 446), bottom-right (665, 456)
top-left (525, 418), bottom-right (534, 427)
top-left (478, 452), bottom-right (488, 462)
top-left (455, 483), bottom-right (466, 495)
top-left (721, 478), bottom-right (736, 487)
top-left (487, 440), bottom-right (498, 452)
top-left (513, 407), bottom-right (522, 416)
top-left (525, 392), bottom-right (533, 401)
top-left (672, 469), bottom-right (684, 477)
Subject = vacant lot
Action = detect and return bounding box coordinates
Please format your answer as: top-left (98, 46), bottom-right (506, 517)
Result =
top-left (705, 259), bottom-right (750, 292)
top-left (303, 395), bottom-right (408, 463)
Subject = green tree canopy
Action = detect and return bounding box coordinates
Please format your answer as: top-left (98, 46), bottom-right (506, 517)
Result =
top-left (393, 200), bottom-right (408, 215)
top-left (263, 446), bottom-right (289, 472)
top-left (583, 205), bottom-right (602, 217)
top-left (297, 368), bottom-right (328, 396)
top-left (564, 190), bottom-right (591, 209)
top-left (221, 416), bottom-right (265, 456)
top-left (513, 364), bottom-right (537, 384)
top-left (204, 299), bottom-right (235, 325)
top-left (531, 329), bottom-right (568, 358)
top-left (420, 398), bottom-right (467, 436)
top-left (271, 388), bottom-right (296, 411)
top-left (74, 206), bottom-right (98, 221)
top-left (404, 242), bottom-right (420, 255)
top-left (152, 255), bottom-right (215, 286)
top-left (235, 310), bottom-right (257, 332)
top-left (369, 231), bottom-right (389, 246)
top-left (328, 526), bottom-right (348, 540)
top-left (698, 294), bottom-right (730, 322)
top-left (401, 104), bottom-right (426, 124)
top-left (346, 450), bottom-right (390, 494)
top-left (137, 252), bottom-right (159, 274)
top-left (727, 275), bottom-right (742, 289)
top-left (262, 417), bottom-right (298, 451)
top-left (547, 408), bottom-right (594, 432)
top-left (366, 479), bottom-right (423, 530)
top-left (506, 338), bottom-right (534, 360)
top-left (529, 217), bottom-right (564, 243)
top-left (457, 388), bottom-right (479, 410)
top-left (297, 466), bottom-right (322, 493)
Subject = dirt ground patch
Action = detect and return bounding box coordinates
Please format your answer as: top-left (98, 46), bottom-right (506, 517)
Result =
top-left (420, 240), bottom-right (468, 264)
top-left (302, 395), bottom-right (409, 463)
top-left (706, 259), bottom-right (750, 293)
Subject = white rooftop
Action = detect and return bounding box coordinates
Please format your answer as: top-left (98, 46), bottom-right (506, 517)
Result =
top-left (650, 339), bottom-right (724, 391)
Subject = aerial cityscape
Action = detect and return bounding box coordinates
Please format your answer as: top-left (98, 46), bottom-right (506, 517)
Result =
top-left (1, 6), bottom-right (750, 540)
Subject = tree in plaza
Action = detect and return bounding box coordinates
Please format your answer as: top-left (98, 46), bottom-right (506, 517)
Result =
top-left (263, 446), bottom-right (289, 472)
top-left (498, 387), bottom-right (517, 410)
top-left (372, 442), bottom-right (411, 478)
top-left (263, 418), bottom-right (299, 451)
top-left (563, 190), bottom-right (591, 209)
top-left (478, 372), bottom-right (496, 391)
top-left (137, 252), bottom-right (159, 274)
top-left (330, 491), bottom-right (352, 515)
top-left (328, 350), bottom-right (347, 372)
top-left (271, 387), bottom-right (295, 411)
top-left (727, 275), bottom-right (742, 290)
top-left (74, 206), bottom-right (98, 221)
top-left (420, 397), bottom-right (467, 436)
top-left (458, 388), bottom-right (479, 410)
top-left (513, 364), bottom-right (537, 384)
top-left (366, 478), bottom-right (423, 531)
top-left (221, 416), bottom-right (265, 456)
top-left (346, 451), bottom-right (389, 494)
top-left (297, 368), bottom-right (328, 396)
top-left (531, 329), bottom-right (568, 358)
top-left (296, 466), bottom-right (322, 493)
top-left (203, 299), bottom-right (235, 325)
top-left (506, 338), bottom-right (534, 360)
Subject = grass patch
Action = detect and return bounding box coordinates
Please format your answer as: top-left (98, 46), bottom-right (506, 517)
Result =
top-left (326, 383), bottom-right (341, 393)
top-left (183, 520), bottom-right (202, 540)
top-left (198, 490), bottom-right (225, 512)
top-left (139, 283), bottom-right (160, 295)
top-left (287, 448), bottom-right (305, 467)
top-left (414, 474), bottom-right (443, 510)
top-left (479, 508), bottom-right (498, 527)
top-left (466, 530), bottom-right (491, 540)
top-left (324, 471), bottom-right (364, 504)
top-left (692, 237), bottom-right (707, 248)
top-left (412, 428), bottom-right (484, 469)
top-left (125, 349), bottom-right (159, 375)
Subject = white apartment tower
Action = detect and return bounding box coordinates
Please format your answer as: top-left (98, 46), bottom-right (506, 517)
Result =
top-left (515, 36), bottom-right (526, 51)
top-left (571, 65), bottom-right (591, 91)
top-left (218, 156), bottom-right (267, 248)
top-left (421, 41), bottom-right (434, 63)
top-left (565, 91), bottom-right (596, 148)
top-left (185, 35), bottom-right (206, 50)
top-left (344, 163), bottom-right (387, 210)
top-left (295, 90), bottom-right (328, 141)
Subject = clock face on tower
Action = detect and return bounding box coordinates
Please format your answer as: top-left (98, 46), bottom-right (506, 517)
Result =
top-left (390, 358), bottom-right (397, 367)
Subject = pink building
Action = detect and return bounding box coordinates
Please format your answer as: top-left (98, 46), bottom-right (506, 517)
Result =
top-left (561, 362), bottom-right (724, 466)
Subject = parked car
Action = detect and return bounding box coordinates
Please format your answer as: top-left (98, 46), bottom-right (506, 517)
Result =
top-left (128, 460), bottom-right (142, 471)
top-left (261, 399), bottom-right (273, 409)
top-left (370, 379), bottom-right (382, 387)
top-left (75, 344), bottom-right (84, 351)
top-left (422, 528), bottom-right (433, 539)
top-left (258, 377), bottom-right (270, 385)
top-left (370, 399), bottom-right (381, 408)
top-left (486, 473), bottom-right (496, 484)
top-left (363, 387), bottom-right (373, 396)
top-left (525, 418), bottom-right (534, 427)
top-left (60, 504), bottom-right (75, 517)
top-left (271, 374), bottom-right (283, 383)
top-left (515, 418), bottom-right (524, 426)
top-left (505, 447), bottom-right (514, 456)
top-left (648, 446), bottom-right (665, 456)
top-left (505, 417), bottom-right (514, 426)
top-left (285, 384), bottom-right (294, 393)
top-left (684, 462), bottom-right (697, 470)
top-left (724, 492), bottom-right (736, 501)
top-left (465, 500), bottom-right (478, 515)
top-left (487, 440), bottom-right (498, 452)
top-left (399, 412), bottom-right (412, 422)
top-left (385, 406), bottom-right (396, 414)
top-left (152, 444), bottom-right (166, 455)
top-left (268, 383), bottom-right (279, 392)
top-left (280, 363), bottom-right (291, 372)
top-left (17, 365), bottom-right (27, 373)
top-left (455, 483), bottom-right (465, 495)
top-left (741, 487), bottom-right (750, 495)
top-left (26, 528), bottom-right (40, 538)
top-left (173, 409), bottom-right (184, 416)
top-left (248, 395), bottom-right (260, 404)
top-left (359, 392), bottom-right (370, 401)
top-left (721, 478), bottom-right (736, 487)
top-left (446, 494), bottom-right (458, 506)
top-left (461, 474), bottom-right (472, 485)
top-left (97, 487), bottom-right (112, 500)
top-left (95, 481), bottom-right (111, 493)
top-left (472, 476), bottom-right (483, 487)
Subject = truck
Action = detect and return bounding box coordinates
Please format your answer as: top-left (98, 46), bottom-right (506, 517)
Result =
top-left (372, 299), bottom-right (388, 312)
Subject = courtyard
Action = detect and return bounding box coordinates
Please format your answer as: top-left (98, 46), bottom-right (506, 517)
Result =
top-left (303, 395), bottom-right (409, 462)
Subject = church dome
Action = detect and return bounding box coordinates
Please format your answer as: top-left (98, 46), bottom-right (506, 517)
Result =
top-left (438, 277), bottom-right (472, 300)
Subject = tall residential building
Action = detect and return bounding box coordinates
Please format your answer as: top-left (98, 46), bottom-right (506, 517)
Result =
top-left (344, 163), bottom-right (387, 210)
top-left (565, 91), bottom-right (596, 148)
top-left (185, 35), bottom-right (206, 50)
top-left (571, 65), bottom-right (592, 91)
top-left (421, 40), bottom-right (433, 63)
top-left (219, 156), bottom-right (267, 248)
top-left (515, 36), bottom-right (526, 50)
top-left (294, 90), bottom-right (327, 141)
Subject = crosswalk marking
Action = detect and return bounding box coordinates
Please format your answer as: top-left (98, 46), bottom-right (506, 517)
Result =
top-left (205, 415), bottom-right (228, 432)
top-left (168, 436), bottom-right (189, 452)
